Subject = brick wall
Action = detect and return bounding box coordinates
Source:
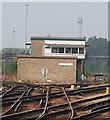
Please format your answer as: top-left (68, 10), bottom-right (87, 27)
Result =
top-left (17, 57), bottom-right (76, 84)
top-left (31, 40), bottom-right (44, 57)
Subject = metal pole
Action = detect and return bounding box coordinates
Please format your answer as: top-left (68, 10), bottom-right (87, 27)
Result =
top-left (12, 31), bottom-right (15, 80)
top-left (78, 17), bottom-right (83, 37)
top-left (3, 55), bottom-right (5, 80)
top-left (13, 31), bottom-right (15, 55)
top-left (25, 4), bottom-right (29, 55)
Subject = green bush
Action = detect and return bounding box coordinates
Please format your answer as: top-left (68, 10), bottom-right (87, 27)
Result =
top-left (102, 80), bottom-right (110, 84)
top-left (2, 61), bottom-right (17, 74)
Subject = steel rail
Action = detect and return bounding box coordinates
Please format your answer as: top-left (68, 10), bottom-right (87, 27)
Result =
top-left (62, 87), bottom-right (75, 120)
top-left (23, 87), bottom-right (70, 120)
top-left (82, 99), bottom-right (110, 110)
top-left (36, 87), bottom-right (49, 120)
top-left (1, 86), bottom-right (31, 105)
top-left (14, 101), bottom-right (22, 112)
top-left (2, 87), bottom-right (14, 98)
top-left (39, 88), bottom-right (46, 107)
top-left (2, 86), bottom-right (110, 107)
top-left (14, 86), bottom-right (32, 112)
top-left (33, 109), bottom-right (71, 120)
top-left (47, 93), bottom-right (110, 112)
top-left (1, 93), bottom-right (110, 120)
top-left (1, 108), bottom-right (44, 120)
top-left (2, 103), bottom-right (109, 120)
top-left (40, 101), bottom-right (110, 120)
top-left (2, 85), bottom-right (107, 104)
top-left (91, 103), bottom-right (110, 112)
top-left (2, 80), bottom-right (90, 88)
top-left (2, 85), bottom-right (28, 98)
top-left (2, 87), bottom-right (110, 114)
top-left (25, 87), bottom-right (33, 96)
top-left (48, 96), bottom-right (110, 112)
top-left (13, 86), bottom-right (34, 113)
top-left (72, 106), bottom-right (110, 120)
top-left (2, 92), bottom-right (24, 98)
top-left (104, 117), bottom-right (110, 120)
top-left (2, 81), bottom-right (30, 87)
top-left (1, 87), bottom-right (110, 117)
top-left (2, 86), bottom-right (29, 115)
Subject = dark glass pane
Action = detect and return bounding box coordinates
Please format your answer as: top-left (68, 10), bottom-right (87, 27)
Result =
top-left (52, 47), bottom-right (57, 53)
top-left (59, 47), bottom-right (64, 53)
top-left (72, 48), bottom-right (78, 54)
top-left (66, 48), bottom-right (71, 53)
top-left (79, 48), bottom-right (84, 54)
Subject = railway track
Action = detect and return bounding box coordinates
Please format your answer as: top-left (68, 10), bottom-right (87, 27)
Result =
top-left (1, 81), bottom-right (110, 120)
top-left (2, 84), bottom-right (107, 104)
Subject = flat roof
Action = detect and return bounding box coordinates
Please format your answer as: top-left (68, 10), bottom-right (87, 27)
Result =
top-left (45, 44), bottom-right (85, 48)
top-left (17, 55), bottom-right (77, 59)
top-left (31, 36), bottom-right (86, 41)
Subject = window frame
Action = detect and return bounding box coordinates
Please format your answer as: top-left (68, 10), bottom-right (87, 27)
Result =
top-left (79, 48), bottom-right (84, 54)
top-left (52, 47), bottom-right (58, 53)
top-left (65, 48), bottom-right (72, 54)
top-left (72, 48), bottom-right (78, 54)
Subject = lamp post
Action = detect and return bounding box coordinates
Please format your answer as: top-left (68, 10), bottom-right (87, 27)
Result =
top-left (25, 4), bottom-right (29, 55)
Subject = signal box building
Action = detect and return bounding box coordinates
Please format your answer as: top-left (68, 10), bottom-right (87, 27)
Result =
top-left (17, 36), bottom-right (86, 84)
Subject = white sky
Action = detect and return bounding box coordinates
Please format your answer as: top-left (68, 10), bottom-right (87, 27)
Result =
top-left (1, 1), bottom-right (109, 49)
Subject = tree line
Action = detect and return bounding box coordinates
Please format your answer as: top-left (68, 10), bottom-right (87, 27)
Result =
top-left (85, 36), bottom-right (108, 76)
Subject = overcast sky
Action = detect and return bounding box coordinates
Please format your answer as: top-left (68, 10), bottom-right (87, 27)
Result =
top-left (2, 2), bottom-right (108, 48)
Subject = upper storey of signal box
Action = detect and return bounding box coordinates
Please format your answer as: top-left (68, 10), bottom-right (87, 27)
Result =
top-left (28, 36), bottom-right (86, 59)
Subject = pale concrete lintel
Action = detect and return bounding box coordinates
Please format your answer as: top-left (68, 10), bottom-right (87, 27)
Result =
top-left (59, 63), bottom-right (73, 66)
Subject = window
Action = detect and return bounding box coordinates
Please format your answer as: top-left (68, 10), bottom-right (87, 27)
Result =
top-left (65, 48), bottom-right (71, 54)
top-left (72, 48), bottom-right (78, 54)
top-left (52, 47), bottom-right (57, 53)
top-left (45, 47), bottom-right (51, 54)
top-left (79, 48), bottom-right (84, 54)
top-left (59, 47), bottom-right (64, 53)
